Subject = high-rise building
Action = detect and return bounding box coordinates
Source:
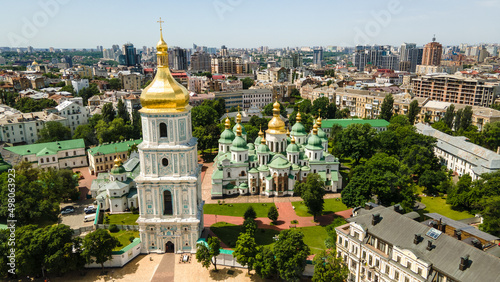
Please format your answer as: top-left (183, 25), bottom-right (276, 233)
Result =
top-left (220, 45), bottom-right (228, 57)
top-left (119, 43), bottom-right (141, 66)
top-left (190, 51), bottom-right (211, 72)
top-left (381, 54), bottom-right (400, 70)
top-left (136, 27), bottom-right (203, 254)
top-left (168, 47), bottom-right (188, 70)
top-left (313, 47), bottom-right (323, 67)
top-left (405, 48), bottom-right (423, 72)
top-left (211, 56), bottom-right (243, 74)
top-left (400, 42), bottom-right (416, 61)
top-left (422, 36), bottom-right (443, 66)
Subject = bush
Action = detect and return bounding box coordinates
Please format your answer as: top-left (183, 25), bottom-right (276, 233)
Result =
top-left (268, 206), bottom-right (279, 223)
top-left (244, 206), bottom-right (257, 220)
top-left (291, 220), bottom-right (298, 224)
top-left (129, 236), bottom-right (135, 243)
top-left (130, 206), bottom-right (139, 214)
top-left (109, 224), bottom-right (119, 233)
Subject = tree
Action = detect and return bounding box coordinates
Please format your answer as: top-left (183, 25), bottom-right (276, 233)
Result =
top-left (73, 124), bottom-right (98, 146)
top-left (443, 104), bottom-right (455, 129)
top-left (196, 237), bottom-right (221, 271)
top-left (267, 206), bottom-right (279, 223)
top-left (400, 144), bottom-right (441, 177)
top-left (244, 206), bottom-right (257, 220)
top-left (300, 173), bottom-right (326, 220)
top-left (242, 217), bottom-right (257, 236)
top-left (116, 99), bottom-right (129, 122)
top-left (334, 123), bottom-right (377, 166)
top-left (101, 102), bottom-right (116, 123)
top-left (379, 93), bottom-right (394, 121)
top-left (311, 97), bottom-right (329, 117)
top-left (274, 229), bottom-right (310, 282)
top-left (241, 77), bottom-right (255, 89)
top-left (233, 232), bottom-right (257, 274)
top-left (431, 120), bottom-right (453, 135)
top-left (418, 169), bottom-right (448, 194)
top-left (108, 78), bottom-right (121, 90)
top-left (14, 97), bottom-right (57, 113)
top-left (131, 109), bottom-right (142, 137)
top-left (460, 106), bottom-right (473, 131)
top-left (482, 121), bottom-right (500, 150)
top-left (312, 250), bottom-right (348, 282)
top-left (191, 105), bottom-right (219, 128)
top-left (454, 108), bottom-right (463, 131)
top-left (407, 100), bottom-right (420, 124)
top-left (480, 196), bottom-right (500, 236)
top-left (38, 121), bottom-right (72, 143)
top-left (326, 103), bottom-right (337, 119)
top-left (82, 229), bottom-right (119, 271)
top-left (254, 246), bottom-right (277, 279)
top-left (341, 153), bottom-right (417, 212)
top-left (60, 85), bottom-right (75, 94)
top-left (95, 118), bottom-right (134, 144)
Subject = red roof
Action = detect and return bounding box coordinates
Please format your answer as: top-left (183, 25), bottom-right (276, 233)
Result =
top-left (212, 75), bottom-right (226, 80)
top-left (144, 68), bottom-right (154, 72)
top-left (171, 72), bottom-right (187, 77)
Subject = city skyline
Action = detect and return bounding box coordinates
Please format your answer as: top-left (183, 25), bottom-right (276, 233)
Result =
top-left (1, 0), bottom-right (500, 49)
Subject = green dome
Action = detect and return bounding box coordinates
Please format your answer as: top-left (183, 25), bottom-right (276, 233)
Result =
top-left (317, 127), bottom-right (327, 141)
top-left (256, 143), bottom-right (270, 154)
top-left (111, 165), bottom-right (126, 174)
top-left (247, 143), bottom-right (255, 150)
top-left (286, 142), bottom-right (300, 153)
top-left (219, 128), bottom-right (235, 143)
top-left (305, 134), bottom-right (323, 150)
top-left (254, 136), bottom-right (263, 146)
top-left (233, 123), bottom-right (247, 135)
top-left (230, 136), bottom-right (248, 151)
top-left (239, 182), bottom-right (248, 188)
top-left (291, 122), bottom-right (307, 136)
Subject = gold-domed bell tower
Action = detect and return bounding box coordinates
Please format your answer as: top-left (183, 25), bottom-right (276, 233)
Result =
top-left (136, 19), bottom-right (203, 255)
top-left (265, 100), bottom-right (288, 153)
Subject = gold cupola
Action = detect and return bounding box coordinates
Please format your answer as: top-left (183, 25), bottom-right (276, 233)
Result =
top-left (224, 115), bottom-right (231, 129)
top-left (266, 100), bottom-right (286, 135)
top-left (140, 20), bottom-right (189, 113)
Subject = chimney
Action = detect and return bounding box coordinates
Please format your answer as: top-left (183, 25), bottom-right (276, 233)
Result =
top-left (441, 222), bottom-right (447, 233)
top-left (394, 204), bottom-right (402, 214)
top-left (365, 203), bottom-right (372, 210)
top-left (471, 238), bottom-right (482, 250)
top-left (427, 240), bottom-right (433, 251)
top-left (455, 230), bottom-right (462, 240)
top-left (414, 234), bottom-right (421, 245)
top-left (372, 213), bottom-right (380, 225)
top-left (459, 255), bottom-right (470, 271)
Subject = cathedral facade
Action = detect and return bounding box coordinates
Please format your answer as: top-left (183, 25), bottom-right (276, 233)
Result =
top-left (136, 27), bottom-right (203, 254)
top-left (211, 103), bottom-right (342, 198)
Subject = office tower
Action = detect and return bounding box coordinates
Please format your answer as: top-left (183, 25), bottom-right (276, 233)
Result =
top-left (190, 51), bottom-right (211, 72)
top-left (422, 36), bottom-right (443, 66)
top-left (313, 47), bottom-right (323, 67)
top-left (168, 47), bottom-right (188, 70)
top-left (220, 45), bottom-right (228, 57)
top-left (400, 42), bottom-right (416, 61)
top-left (119, 43), bottom-right (141, 66)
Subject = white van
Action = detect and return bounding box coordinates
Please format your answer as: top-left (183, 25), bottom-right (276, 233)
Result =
top-left (84, 214), bottom-right (96, 222)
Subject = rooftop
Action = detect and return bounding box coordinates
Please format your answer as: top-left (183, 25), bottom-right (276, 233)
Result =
top-left (88, 139), bottom-right (142, 156)
top-left (321, 118), bottom-right (390, 129)
top-left (5, 139), bottom-right (85, 156)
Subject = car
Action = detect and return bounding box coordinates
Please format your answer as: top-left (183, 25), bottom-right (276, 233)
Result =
top-left (61, 208), bottom-right (74, 215)
top-left (84, 205), bottom-right (96, 213)
top-left (61, 205), bottom-right (74, 211)
top-left (85, 209), bottom-right (96, 214)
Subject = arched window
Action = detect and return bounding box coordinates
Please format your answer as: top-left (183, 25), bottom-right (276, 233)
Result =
top-left (159, 122), bottom-right (168, 138)
top-left (163, 190), bottom-right (173, 215)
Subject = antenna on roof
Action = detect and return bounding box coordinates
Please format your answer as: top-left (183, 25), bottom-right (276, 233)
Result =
top-left (432, 34), bottom-right (436, 42)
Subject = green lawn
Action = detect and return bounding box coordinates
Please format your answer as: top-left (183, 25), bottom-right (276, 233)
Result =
top-left (106, 213), bottom-right (139, 225)
top-left (297, 226), bottom-right (328, 255)
top-left (292, 198), bottom-right (348, 217)
top-left (110, 230), bottom-right (140, 251)
top-left (210, 222), bottom-right (279, 248)
top-left (420, 196), bottom-right (474, 221)
top-left (204, 203), bottom-right (276, 218)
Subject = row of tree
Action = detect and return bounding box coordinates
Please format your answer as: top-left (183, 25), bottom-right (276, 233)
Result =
top-left (336, 115), bottom-right (446, 211)
top-left (0, 225), bottom-right (120, 278)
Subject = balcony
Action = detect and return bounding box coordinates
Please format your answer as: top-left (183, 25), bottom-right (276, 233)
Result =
top-left (365, 104), bottom-right (372, 110)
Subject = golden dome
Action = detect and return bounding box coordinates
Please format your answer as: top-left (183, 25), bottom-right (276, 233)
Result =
top-left (236, 106), bottom-right (242, 123)
top-left (291, 136), bottom-right (296, 144)
top-left (114, 156), bottom-right (123, 166)
top-left (224, 115), bottom-right (231, 129)
top-left (266, 100), bottom-right (286, 135)
top-left (261, 137), bottom-right (266, 145)
top-left (235, 124), bottom-right (243, 136)
top-left (140, 22), bottom-right (189, 113)
top-left (258, 125), bottom-right (264, 137)
top-left (286, 127), bottom-right (290, 137)
top-left (312, 123), bottom-right (318, 135)
top-left (296, 111), bottom-right (302, 123)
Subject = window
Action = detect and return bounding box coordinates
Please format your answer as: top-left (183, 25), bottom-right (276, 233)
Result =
top-left (362, 251), bottom-right (366, 259)
top-left (417, 268), bottom-right (422, 276)
top-left (404, 277), bottom-right (409, 282)
top-left (40, 158), bottom-right (44, 163)
top-left (163, 190), bottom-right (173, 215)
top-left (162, 158), bottom-right (169, 167)
top-left (407, 262), bottom-right (412, 270)
top-left (338, 236), bottom-right (342, 244)
top-left (397, 256), bottom-right (401, 263)
top-left (377, 240), bottom-right (386, 253)
top-left (368, 255), bottom-right (372, 266)
top-left (395, 271), bottom-right (399, 280)
top-left (159, 122), bottom-right (167, 138)
top-left (344, 240), bottom-right (348, 248)
top-left (385, 265), bottom-right (390, 274)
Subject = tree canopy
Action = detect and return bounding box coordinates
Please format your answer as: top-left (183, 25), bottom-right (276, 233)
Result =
top-left (233, 232), bottom-right (258, 274)
top-left (38, 121), bottom-right (72, 143)
top-left (333, 123), bottom-right (377, 165)
top-left (294, 173), bottom-right (326, 220)
top-left (196, 237), bottom-right (221, 271)
top-left (274, 229), bottom-right (310, 282)
top-left (379, 93), bottom-right (394, 121)
top-left (82, 229), bottom-right (119, 271)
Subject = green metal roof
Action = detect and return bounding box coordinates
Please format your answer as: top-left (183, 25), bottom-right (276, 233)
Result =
top-left (268, 157), bottom-right (291, 169)
top-left (257, 165), bottom-right (269, 171)
top-left (291, 122), bottom-right (307, 136)
top-left (305, 135), bottom-right (323, 150)
top-left (5, 139), bottom-right (85, 156)
top-left (331, 171), bottom-right (339, 182)
top-left (286, 143), bottom-right (300, 153)
top-left (219, 129), bottom-right (235, 143)
top-left (212, 169), bottom-right (224, 180)
top-left (249, 168), bottom-right (259, 173)
top-left (88, 139), bottom-right (142, 156)
top-left (36, 147), bottom-right (57, 157)
top-left (111, 165), bottom-right (126, 174)
top-left (230, 136), bottom-right (248, 151)
top-left (112, 238), bottom-right (141, 255)
top-left (256, 143), bottom-right (270, 154)
top-left (321, 119), bottom-right (389, 129)
top-left (301, 166), bottom-right (311, 171)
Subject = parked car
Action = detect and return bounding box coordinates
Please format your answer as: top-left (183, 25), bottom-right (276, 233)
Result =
top-left (85, 209), bottom-right (96, 214)
top-left (84, 205), bottom-right (97, 214)
top-left (61, 205), bottom-right (74, 211)
top-left (61, 208), bottom-right (75, 215)
top-left (84, 214), bottom-right (96, 222)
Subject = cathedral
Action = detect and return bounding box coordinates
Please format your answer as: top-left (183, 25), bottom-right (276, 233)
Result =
top-left (211, 102), bottom-right (342, 198)
top-left (136, 25), bottom-right (203, 254)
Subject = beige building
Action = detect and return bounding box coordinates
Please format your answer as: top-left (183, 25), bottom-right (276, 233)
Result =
top-left (335, 88), bottom-right (389, 118)
top-left (118, 71), bottom-right (142, 91)
top-left (211, 56), bottom-right (243, 74)
top-left (87, 139), bottom-right (142, 175)
top-left (411, 74), bottom-right (499, 107)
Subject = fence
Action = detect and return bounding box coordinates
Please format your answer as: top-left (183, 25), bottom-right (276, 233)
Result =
top-left (72, 226), bottom-right (95, 236)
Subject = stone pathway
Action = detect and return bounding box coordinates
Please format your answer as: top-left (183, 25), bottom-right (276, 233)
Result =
top-left (151, 253), bottom-right (175, 282)
top-left (204, 202), bottom-right (353, 232)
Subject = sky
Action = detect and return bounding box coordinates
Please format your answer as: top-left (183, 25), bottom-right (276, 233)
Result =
top-left (1, 0), bottom-right (499, 49)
